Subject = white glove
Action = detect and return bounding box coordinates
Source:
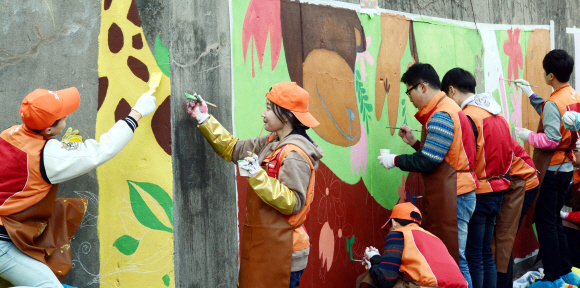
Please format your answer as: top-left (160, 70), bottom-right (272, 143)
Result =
top-left (132, 91), bottom-right (157, 117)
top-left (515, 127), bottom-right (532, 142)
top-left (378, 154), bottom-right (397, 170)
top-left (560, 210), bottom-right (569, 219)
top-left (513, 79), bottom-right (534, 98)
top-left (186, 94), bottom-right (210, 124)
top-left (563, 111), bottom-right (578, 127)
top-left (363, 246), bottom-right (380, 269)
top-left (239, 154), bottom-right (261, 177)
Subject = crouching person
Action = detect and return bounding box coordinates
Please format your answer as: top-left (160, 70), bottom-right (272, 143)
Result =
top-left (356, 203), bottom-right (468, 288)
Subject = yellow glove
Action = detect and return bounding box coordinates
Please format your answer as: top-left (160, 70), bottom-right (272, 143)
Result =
top-left (61, 127), bottom-right (83, 143)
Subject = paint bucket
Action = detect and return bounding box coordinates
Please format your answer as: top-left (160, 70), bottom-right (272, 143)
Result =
top-left (238, 160), bottom-right (251, 177)
top-left (380, 149), bottom-right (390, 156)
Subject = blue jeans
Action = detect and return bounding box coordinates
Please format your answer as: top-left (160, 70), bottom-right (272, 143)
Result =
top-left (290, 269), bottom-right (304, 288)
top-left (466, 191), bottom-right (504, 288)
top-left (0, 241), bottom-right (62, 288)
top-left (458, 191), bottom-right (476, 288)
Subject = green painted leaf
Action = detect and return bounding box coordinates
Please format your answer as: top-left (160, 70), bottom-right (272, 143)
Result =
top-left (113, 235), bottom-right (140, 256)
top-left (128, 180), bottom-right (173, 232)
top-left (154, 34), bottom-right (171, 77)
top-left (162, 274), bottom-right (170, 286)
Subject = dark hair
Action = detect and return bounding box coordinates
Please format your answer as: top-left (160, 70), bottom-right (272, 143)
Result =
top-left (30, 118), bottom-right (61, 134)
top-left (401, 63), bottom-right (441, 90)
top-left (441, 68), bottom-right (476, 95)
top-left (543, 49), bottom-right (574, 83)
top-left (271, 102), bottom-right (312, 141)
top-left (392, 212), bottom-right (422, 227)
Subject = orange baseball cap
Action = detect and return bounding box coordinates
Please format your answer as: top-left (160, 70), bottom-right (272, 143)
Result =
top-left (266, 82), bottom-right (320, 128)
top-left (20, 87), bottom-right (80, 130)
top-left (381, 202), bottom-right (422, 229)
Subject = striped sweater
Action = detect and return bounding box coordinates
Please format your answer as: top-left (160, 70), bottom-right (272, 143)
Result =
top-left (369, 231), bottom-right (404, 288)
top-left (395, 112), bottom-right (454, 172)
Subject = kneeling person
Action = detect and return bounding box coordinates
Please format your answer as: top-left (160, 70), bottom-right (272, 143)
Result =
top-left (358, 203), bottom-right (468, 288)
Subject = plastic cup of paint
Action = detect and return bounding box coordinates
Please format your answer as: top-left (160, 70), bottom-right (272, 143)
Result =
top-left (238, 160), bottom-right (251, 177)
top-left (380, 149), bottom-right (391, 156)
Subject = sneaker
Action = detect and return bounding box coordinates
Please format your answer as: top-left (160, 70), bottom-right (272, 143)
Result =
top-left (561, 272), bottom-right (580, 287)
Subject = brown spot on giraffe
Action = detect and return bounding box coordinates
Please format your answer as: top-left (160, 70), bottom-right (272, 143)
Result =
top-left (132, 33), bottom-right (143, 50)
top-left (127, 56), bottom-right (149, 83)
top-left (108, 23), bottom-right (124, 54)
top-left (114, 98), bottom-right (132, 123)
top-left (152, 96), bottom-right (172, 155)
top-left (127, 0), bottom-right (141, 27)
top-left (104, 0), bottom-right (112, 10)
top-left (98, 77), bottom-right (109, 111)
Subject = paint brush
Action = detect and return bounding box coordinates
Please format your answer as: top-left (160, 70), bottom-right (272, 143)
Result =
top-left (503, 79), bottom-right (539, 88)
top-left (184, 92), bottom-right (218, 108)
top-left (249, 124), bottom-right (265, 156)
top-left (148, 72), bottom-right (163, 93)
top-left (385, 126), bottom-right (421, 132)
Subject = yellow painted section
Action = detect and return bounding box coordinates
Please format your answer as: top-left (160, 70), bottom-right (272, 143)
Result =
top-left (97, 0), bottom-right (174, 287)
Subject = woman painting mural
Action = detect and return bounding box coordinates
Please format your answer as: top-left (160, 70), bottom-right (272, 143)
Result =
top-left (186, 82), bottom-right (323, 288)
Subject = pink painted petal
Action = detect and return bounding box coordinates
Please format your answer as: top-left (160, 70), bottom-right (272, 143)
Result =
top-left (363, 52), bottom-right (374, 66)
top-left (350, 122), bottom-right (367, 176)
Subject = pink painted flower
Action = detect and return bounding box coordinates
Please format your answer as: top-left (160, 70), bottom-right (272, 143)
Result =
top-left (503, 28), bottom-right (523, 85)
top-left (510, 87), bottom-right (523, 130)
top-left (397, 174), bottom-right (406, 204)
top-left (242, 0), bottom-right (282, 77)
top-left (355, 36), bottom-right (374, 82)
top-left (350, 121), bottom-right (368, 176)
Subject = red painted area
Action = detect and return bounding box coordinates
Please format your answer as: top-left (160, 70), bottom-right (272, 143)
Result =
top-left (242, 0), bottom-right (282, 77)
top-left (504, 28), bottom-right (523, 84)
top-left (0, 138), bottom-right (28, 204)
top-left (237, 161), bottom-right (390, 286)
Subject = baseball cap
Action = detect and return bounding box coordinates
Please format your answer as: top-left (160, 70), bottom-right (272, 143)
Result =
top-left (381, 202), bottom-right (422, 229)
top-left (20, 87), bottom-right (80, 130)
top-left (266, 82), bottom-right (320, 128)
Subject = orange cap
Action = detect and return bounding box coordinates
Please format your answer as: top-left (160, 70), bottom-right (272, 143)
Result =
top-left (20, 87), bottom-right (80, 130)
top-left (381, 202), bottom-right (422, 229)
top-left (266, 82), bottom-right (320, 127)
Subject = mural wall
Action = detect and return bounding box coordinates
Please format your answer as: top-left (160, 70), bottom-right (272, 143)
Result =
top-left (231, 0), bottom-right (550, 286)
top-left (96, 0), bottom-right (174, 287)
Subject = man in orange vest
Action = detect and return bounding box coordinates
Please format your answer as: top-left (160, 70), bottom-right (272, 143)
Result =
top-left (378, 63), bottom-right (478, 287)
top-left (514, 49), bottom-right (580, 286)
top-left (441, 68), bottom-right (514, 288)
top-left (356, 202), bottom-right (468, 288)
top-left (0, 88), bottom-right (156, 287)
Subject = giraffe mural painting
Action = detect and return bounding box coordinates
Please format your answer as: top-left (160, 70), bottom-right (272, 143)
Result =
top-left (231, 0), bottom-right (550, 286)
top-left (96, 0), bottom-right (174, 287)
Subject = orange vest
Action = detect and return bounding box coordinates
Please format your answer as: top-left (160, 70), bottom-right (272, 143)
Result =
top-left (415, 92), bottom-right (478, 195)
top-left (541, 84), bottom-right (580, 165)
top-left (510, 141), bottom-right (539, 190)
top-left (395, 223), bottom-right (468, 288)
top-left (0, 125), bottom-right (53, 216)
top-left (462, 106), bottom-right (512, 193)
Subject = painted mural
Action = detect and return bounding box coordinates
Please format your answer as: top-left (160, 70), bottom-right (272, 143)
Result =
top-left (96, 0), bottom-right (174, 287)
top-left (232, 0), bottom-right (550, 286)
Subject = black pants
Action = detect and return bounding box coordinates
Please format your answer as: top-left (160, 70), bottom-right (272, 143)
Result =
top-left (534, 171), bottom-right (573, 281)
top-left (496, 186), bottom-right (539, 288)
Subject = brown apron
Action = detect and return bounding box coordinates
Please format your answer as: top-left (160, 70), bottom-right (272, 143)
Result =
top-left (356, 271), bottom-right (443, 288)
top-left (1, 184), bottom-right (87, 281)
top-left (493, 176), bottom-right (526, 272)
top-left (238, 168), bottom-right (294, 288)
top-left (421, 160), bottom-right (460, 264)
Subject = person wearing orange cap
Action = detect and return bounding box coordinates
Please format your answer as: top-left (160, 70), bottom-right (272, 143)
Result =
top-left (356, 202), bottom-right (468, 288)
top-left (187, 82), bottom-right (323, 288)
top-left (0, 88), bottom-right (156, 287)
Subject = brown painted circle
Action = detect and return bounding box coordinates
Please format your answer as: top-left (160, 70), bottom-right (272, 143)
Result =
top-left (132, 34), bottom-right (143, 50)
top-left (98, 77), bottom-right (109, 111)
top-left (152, 96), bottom-right (172, 155)
top-left (108, 23), bottom-right (124, 54)
top-left (127, 56), bottom-right (150, 83)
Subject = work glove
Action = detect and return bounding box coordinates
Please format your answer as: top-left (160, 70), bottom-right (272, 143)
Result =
top-left (378, 154), bottom-right (397, 170)
top-left (513, 79), bottom-right (534, 98)
top-left (363, 246), bottom-right (380, 270)
top-left (61, 127), bottom-right (83, 143)
top-left (515, 127), bottom-right (531, 142)
top-left (561, 210), bottom-right (569, 219)
top-left (186, 93), bottom-right (210, 124)
top-left (132, 91), bottom-right (157, 117)
top-left (563, 111), bottom-right (578, 127)
top-left (239, 154), bottom-right (261, 177)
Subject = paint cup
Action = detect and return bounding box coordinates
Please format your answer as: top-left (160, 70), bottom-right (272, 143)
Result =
top-left (238, 160), bottom-right (251, 177)
top-left (380, 149), bottom-right (391, 156)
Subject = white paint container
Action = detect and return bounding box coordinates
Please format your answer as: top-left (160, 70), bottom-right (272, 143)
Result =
top-left (238, 160), bottom-right (251, 177)
top-left (380, 149), bottom-right (391, 156)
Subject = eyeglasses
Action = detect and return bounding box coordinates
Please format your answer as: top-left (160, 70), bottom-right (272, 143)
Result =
top-left (405, 82), bottom-right (424, 96)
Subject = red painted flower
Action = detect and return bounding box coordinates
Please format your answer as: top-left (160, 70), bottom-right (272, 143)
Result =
top-left (503, 28), bottom-right (523, 85)
top-left (242, 0), bottom-right (282, 77)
